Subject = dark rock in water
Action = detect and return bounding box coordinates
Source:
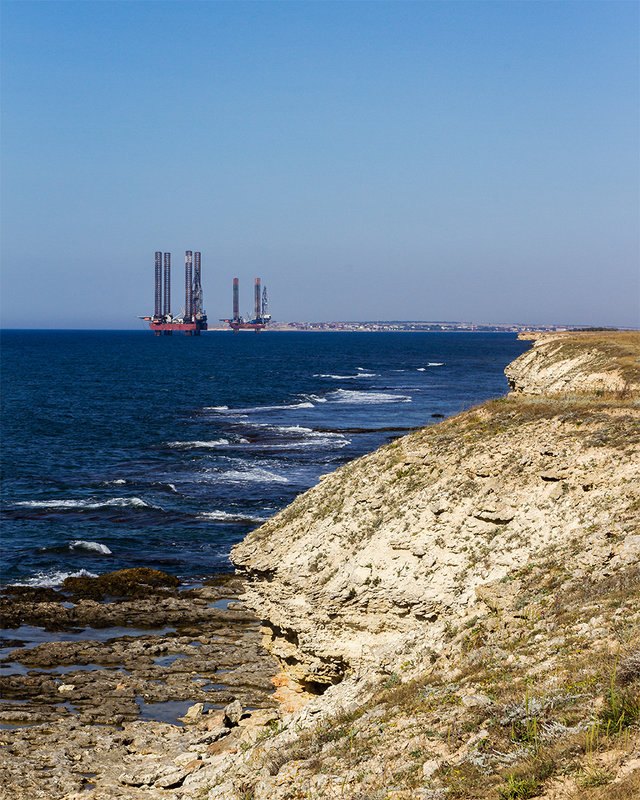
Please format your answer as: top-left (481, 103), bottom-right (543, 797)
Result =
top-left (431, 413), bottom-right (445, 418)
top-left (2, 586), bottom-right (64, 602)
top-left (0, 638), bottom-right (27, 649)
top-left (63, 568), bottom-right (180, 600)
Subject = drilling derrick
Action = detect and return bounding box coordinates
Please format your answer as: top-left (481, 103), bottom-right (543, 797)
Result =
top-left (185, 251), bottom-right (193, 327)
top-left (193, 251), bottom-right (203, 318)
top-left (163, 253), bottom-right (171, 316)
top-left (254, 278), bottom-right (261, 322)
top-left (154, 252), bottom-right (162, 321)
top-left (233, 278), bottom-right (240, 321)
top-left (262, 285), bottom-right (269, 320)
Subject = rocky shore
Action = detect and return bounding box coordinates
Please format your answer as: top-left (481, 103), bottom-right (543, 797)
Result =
top-left (0, 571), bottom-right (282, 798)
top-left (2, 331), bottom-right (639, 800)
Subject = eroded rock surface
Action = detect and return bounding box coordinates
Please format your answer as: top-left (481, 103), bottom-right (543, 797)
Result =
top-left (0, 574), bottom-right (280, 798)
top-left (232, 396), bottom-right (640, 688)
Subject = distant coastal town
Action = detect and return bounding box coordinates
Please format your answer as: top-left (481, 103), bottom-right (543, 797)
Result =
top-left (206, 320), bottom-right (620, 333)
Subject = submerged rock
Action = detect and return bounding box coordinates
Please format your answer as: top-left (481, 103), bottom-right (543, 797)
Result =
top-left (62, 567), bottom-right (179, 600)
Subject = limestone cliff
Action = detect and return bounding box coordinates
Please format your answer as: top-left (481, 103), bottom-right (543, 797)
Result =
top-left (505, 331), bottom-right (640, 396)
top-left (232, 332), bottom-right (639, 692)
top-left (212, 331), bottom-right (640, 799)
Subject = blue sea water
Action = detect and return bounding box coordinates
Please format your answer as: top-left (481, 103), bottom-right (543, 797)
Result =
top-left (0, 331), bottom-right (529, 587)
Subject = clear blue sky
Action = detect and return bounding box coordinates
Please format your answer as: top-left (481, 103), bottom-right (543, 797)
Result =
top-left (1, 1), bottom-right (638, 328)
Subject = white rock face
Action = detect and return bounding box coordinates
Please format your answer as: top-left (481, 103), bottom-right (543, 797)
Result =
top-left (505, 332), bottom-right (640, 396)
top-left (232, 387), bottom-right (640, 688)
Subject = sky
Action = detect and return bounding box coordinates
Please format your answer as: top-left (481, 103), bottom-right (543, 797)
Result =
top-left (1, 0), bottom-right (638, 329)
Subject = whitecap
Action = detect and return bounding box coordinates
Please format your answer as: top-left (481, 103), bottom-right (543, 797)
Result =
top-left (207, 467), bottom-right (290, 484)
top-left (15, 497), bottom-right (158, 510)
top-left (167, 439), bottom-right (230, 449)
top-left (427, 362), bottom-right (444, 366)
top-left (70, 540), bottom-right (112, 555)
top-left (15, 569), bottom-right (98, 588)
top-left (250, 437), bottom-right (349, 450)
top-left (197, 511), bottom-right (269, 524)
top-left (103, 479), bottom-right (126, 485)
top-left (417, 367), bottom-right (426, 372)
top-left (313, 373), bottom-right (377, 379)
top-left (237, 423), bottom-right (348, 445)
top-left (204, 401), bottom-right (313, 413)
top-left (325, 389), bottom-right (411, 405)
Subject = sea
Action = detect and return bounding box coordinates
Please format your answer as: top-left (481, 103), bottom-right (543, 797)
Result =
top-left (0, 330), bottom-right (530, 588)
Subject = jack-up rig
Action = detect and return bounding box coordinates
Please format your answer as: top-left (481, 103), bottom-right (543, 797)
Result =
top-left (140, 251), bottom-right (208, 335)
top-left (221, 278), bottom-right (271, 332)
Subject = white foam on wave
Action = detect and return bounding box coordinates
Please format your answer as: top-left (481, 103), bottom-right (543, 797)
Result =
top-left (313, 373), bottom-right (377, 379)
top-left (70, 540), bottom-right (112, 555)
top-left (15, 497), bottom-right (157, 510)
top-left (427, 362), bottom-right (444, 366)
top-left (206, 466), bottom-right (290, 484)
top-left (204, 401), bottom-right (313, 413)
top-left (326, 389), bottom-right (411, 405)
top-left (237, 423), bottom-right (348, 446)
top-left (417, 367), bottom-right (426, 372)
top-left (197, 510), bottom-right (269, 524)
top-left (15, 569), bottom-right (98, 588)
top-left (167, 439), bottom-right (230, 449)
top-left (103, 479), bottom-right (126, 485)
top-left (252, 437), bottom-right (349, 450)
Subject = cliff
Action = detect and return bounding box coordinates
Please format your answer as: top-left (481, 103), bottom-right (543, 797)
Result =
top-left (505, 331), bottom-right (640, 397)
top-left (201, 333), bottom-right (640, 798)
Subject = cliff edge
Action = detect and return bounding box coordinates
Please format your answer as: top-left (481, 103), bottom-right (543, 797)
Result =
top-left (207, 332), bottom-right (640, 799)
top-left (505, 331), bottom-right (640, 397)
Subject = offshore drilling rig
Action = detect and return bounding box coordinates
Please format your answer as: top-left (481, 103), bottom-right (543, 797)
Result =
top-left (141, 251), bottom-right (208, 335)
top-left (221, 278), bottom-right (271, 332)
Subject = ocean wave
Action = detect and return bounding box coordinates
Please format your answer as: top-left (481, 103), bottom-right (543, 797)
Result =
top-left (156, 482), bottom-right (178, 493)
top-left (70, 540), bottom-right (112, 555)
top-left (167, 439), bottom-right (230, 449)
top-left (15, 569), bottom-right (98, 588)
top-left (203, 401), bottom-right (313, 413)
top-left (313, 373), bottom-right (377, 379)
top-left (267, 424), bottom-right (344, 438)
top-left (205, 467), bottom-right (290, 484)
top-left (248, 437), bottom-right (349, 450)
top-left (197, 511), bottom-right (269, 523)
top-left (14, 497), bottom-right (158, 511)
top-left (237, 423), bottom-right (348, 446)
top-left (427, 362), bottom-right (444, 366)
top-left (103, 479), bottom-right (126, 485)
top-left (325, 389), bottom-right (411, 405)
